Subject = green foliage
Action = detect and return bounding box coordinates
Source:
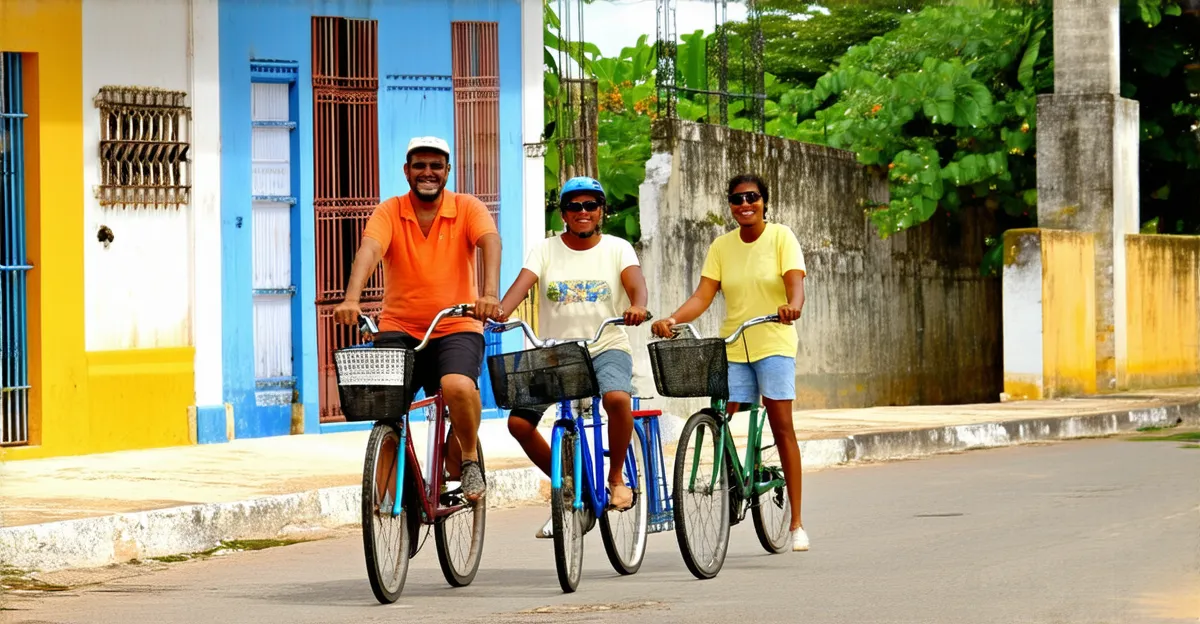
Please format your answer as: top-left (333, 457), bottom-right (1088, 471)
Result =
top-left (730, 1), bottom-right (924, 86)
top-left (1120, 0), bottom-right (1200, 234)
top-left (774, 5), bottom-right (1051, 238)
top-left (542, 0), bottom-right (1199, 247)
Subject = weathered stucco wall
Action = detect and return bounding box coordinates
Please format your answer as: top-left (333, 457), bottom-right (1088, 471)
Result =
top-left (1002, 229), bottom-right (1097, 400)
top-left (1125, 235), bottom-right (1200, 389)
top-left (633, 120), bottom-right (1002, 416)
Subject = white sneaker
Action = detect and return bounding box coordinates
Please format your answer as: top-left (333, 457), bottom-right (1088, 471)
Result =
top-left (535, 516), bottom-right (553, 539)
top-left (792, 527), bottom-right (810, 552)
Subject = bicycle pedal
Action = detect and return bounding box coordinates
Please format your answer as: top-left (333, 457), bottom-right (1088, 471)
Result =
top-left (440, 487), bottom-right (464, 506)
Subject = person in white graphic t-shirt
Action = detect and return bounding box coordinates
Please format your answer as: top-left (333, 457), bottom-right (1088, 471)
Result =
top-left (497, 176), bottom-right (649, 539)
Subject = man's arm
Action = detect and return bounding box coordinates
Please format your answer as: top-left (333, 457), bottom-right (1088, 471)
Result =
top-left (334, 237), bottom-right (383, 325)
top-left (474, 232), bottom-right (503, 320)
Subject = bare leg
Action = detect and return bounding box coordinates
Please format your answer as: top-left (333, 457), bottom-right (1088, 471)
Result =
top-left (762, 397), bottom-right (803, 531)
top-left (507, 415), bottom-right (552, 476)
top-left (441, 374), bottom-right (483, 501)
top-left (603, 391), bottom-right (634, 510)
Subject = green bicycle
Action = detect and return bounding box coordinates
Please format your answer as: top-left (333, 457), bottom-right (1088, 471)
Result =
top-left (647, 314), bottom-right (793, 580)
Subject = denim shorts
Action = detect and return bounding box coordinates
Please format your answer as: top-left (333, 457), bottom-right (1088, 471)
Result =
top-left (509, 349), bottom-right (634, 425)
top-left (728, 355), bottom-right (796, 404)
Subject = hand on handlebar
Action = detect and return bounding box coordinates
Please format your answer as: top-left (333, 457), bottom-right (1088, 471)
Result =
top-left (472, 295), bottom-right (503, 322)
top-left (333, 299), bottom-right (363, 327)
top-left (777, 303), bottom-right (802, 325)
top-left (651, 317), bottom-right (677, 339)
top-left (623, 305), bottom-right (650, 327)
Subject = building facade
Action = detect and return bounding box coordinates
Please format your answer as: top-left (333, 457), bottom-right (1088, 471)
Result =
top-left (0, 0), bottom-right (543, 459)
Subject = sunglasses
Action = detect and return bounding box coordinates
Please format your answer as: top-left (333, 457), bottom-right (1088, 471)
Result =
top-left (728, 191), bottom-right (762, 206)
top-left (409, 161), bottom-right (446, 171)
top-left (563, 201), bottom-right (604, 213)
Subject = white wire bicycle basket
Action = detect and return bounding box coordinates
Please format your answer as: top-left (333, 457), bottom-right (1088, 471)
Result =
top-left (333, 347), bottom-right (416, 422)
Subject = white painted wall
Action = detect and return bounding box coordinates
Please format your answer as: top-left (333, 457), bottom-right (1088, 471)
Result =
top-left (1002, 232), bottom-right (1044, 397)
top-left (521, 0), bottom-right (546, 258)
top-left (82, 0), bottom-right (206, 352)
top-left (188, 0), bottom-right (223, 406)
top-left (520, 0), bottom-right (547, 352)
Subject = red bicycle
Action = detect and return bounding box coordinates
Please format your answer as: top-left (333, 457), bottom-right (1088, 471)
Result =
top-left (333, 304), bottom-right (487, 604)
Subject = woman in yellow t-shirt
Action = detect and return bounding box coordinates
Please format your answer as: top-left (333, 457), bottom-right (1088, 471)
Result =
top-left (651, 173), bottom-right (809, 553)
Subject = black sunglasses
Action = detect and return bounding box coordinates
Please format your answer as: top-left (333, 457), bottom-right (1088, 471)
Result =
top-left (728, 191), bottom-right (762, 206)
top-left (563, 200), bottom-right (604, 213)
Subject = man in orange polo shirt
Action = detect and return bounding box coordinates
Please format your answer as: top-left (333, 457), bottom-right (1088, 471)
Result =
top-left (334, 136), bottom-right (502, 503)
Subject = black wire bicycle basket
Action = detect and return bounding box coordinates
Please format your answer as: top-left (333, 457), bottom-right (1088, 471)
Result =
top-left (487, 342), bottom-right (599, 410)
top-left (647, 337), bottom-right (730, 400)
top-left (333, 346), bottom-right (417, 422)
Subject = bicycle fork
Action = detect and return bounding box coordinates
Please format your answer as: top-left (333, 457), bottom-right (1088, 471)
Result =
top-left (392, 424), bottom-right (407, 518)
top-left (550, 426), bottom-right (585, 511)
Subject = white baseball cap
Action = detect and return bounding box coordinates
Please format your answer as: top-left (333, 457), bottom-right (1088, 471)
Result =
top-left (406, 136), bottom-right (450, 159)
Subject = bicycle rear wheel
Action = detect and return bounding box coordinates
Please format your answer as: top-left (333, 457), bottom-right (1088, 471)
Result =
top-left (751, 425), bottom-right (791, 554)
top-left (672, 410), bottom-right (730, 580)
top-left (435, 425), bottom-right (487, 587)
top-left (362, 422), bottom-right (412, 604)
top-left (551, 426), bottom-right (588, 593)
top-left (599, 426), bottom-right (649, 575)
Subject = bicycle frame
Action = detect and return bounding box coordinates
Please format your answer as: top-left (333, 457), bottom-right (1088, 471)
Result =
top-left (487, 315), bottom-right (650, 518)
top-left (355, 304), bottom-right (475, 524)
top-left (684, 399), bottom-right (786, 504)
top-left (633, 406), bottom-right (675, 534)
top-left (386, 393), bottom-right (469, 524)
top-left (668, 314), bottom-right (788, 504)
top-left (548, 397), bottom-right (646, 516)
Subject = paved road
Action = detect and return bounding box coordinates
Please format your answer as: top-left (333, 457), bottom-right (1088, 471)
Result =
top-left (5, 438), bottom-right (1199, 623)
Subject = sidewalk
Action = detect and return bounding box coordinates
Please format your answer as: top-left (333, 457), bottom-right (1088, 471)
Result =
top-left (2, 387), bottom-right (1198, 572)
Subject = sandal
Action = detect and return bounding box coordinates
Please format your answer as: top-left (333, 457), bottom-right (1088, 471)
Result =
top-left (460, 460), bottom-right (486, 503)
top-left (606, 482), bottom-right (634, 512)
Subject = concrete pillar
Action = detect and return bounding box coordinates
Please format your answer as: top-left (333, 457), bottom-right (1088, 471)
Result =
top-left (1033, 0), bottom-right (1139, 392)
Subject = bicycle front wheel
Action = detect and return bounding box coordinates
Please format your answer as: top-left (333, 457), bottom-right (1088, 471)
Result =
top-left (362, 422), bottom-right (412, 604)
top-left (672, 410), bottom-right (730, 580)
top-left (599, 426), bottom-right (649, 575)
top-left (551, 426), bottom-right (587, 593)
top-left (435, 426), bottom-right (487, 587)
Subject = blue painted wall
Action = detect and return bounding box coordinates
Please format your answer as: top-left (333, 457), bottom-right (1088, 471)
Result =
top-left (219, 0), bottom-right (526, 437)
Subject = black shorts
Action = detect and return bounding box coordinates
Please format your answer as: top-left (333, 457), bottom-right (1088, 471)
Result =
top-left (373, 331), bottom-right (484, 397)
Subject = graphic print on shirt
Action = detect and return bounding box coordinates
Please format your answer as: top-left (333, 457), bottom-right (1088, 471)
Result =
top-left (545, 280), bottom-right (612, 304)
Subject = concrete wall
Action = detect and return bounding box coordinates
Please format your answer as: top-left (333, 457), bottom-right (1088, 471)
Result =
top-left (1002, 229), bottom-right (1097, 400)
top-left (82, 0), bottom-right (197, 350)
top-left (635, 120), bottom-right (1003, 416)
top-left (1125, 235), bottom-right (1200, 389)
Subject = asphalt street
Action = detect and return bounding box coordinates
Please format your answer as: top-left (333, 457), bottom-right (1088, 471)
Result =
top-left (5, 437), bottom-right (1198, 624)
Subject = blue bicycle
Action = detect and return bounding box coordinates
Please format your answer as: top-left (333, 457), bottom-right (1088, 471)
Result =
top-left (486, 316), bottom-right (675, 593)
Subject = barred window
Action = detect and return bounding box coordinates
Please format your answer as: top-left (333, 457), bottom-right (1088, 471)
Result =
top-left (94, 86), bottom-right (191, 209)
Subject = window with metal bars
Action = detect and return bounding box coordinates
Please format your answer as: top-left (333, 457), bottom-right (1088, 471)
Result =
top-left (451, 20), bottom-right (501, 315)
top-left (312, 16), bottom-right (381, 423)
top-left (94, 86), bottom-right (191, 209)
top-left (312, 16), bottom-right (381, 306)
top-left (0, 52), bottom-right (30, 446)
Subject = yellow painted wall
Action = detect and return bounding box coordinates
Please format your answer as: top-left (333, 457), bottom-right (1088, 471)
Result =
top-left (1040, 230), bottom-right (1097, 398)
top-left (1125, 235), bottom-right (1200, 389)
top-left (1, 1), bottom-right (196, 460)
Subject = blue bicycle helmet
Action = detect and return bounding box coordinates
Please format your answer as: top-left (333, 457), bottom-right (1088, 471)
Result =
top-left (559, 176), bottom-right (606, 203)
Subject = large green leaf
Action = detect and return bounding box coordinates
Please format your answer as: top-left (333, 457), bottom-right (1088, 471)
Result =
top-left (1017, 27), bottom-right (1045, 90)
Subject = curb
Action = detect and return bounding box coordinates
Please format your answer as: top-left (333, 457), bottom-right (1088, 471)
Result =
top-left (3, 399), bottom-right (1197, 573)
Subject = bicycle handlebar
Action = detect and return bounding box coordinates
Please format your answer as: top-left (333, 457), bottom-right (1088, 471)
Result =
top-left (667, 313), bottom-right (782, 344)
top-left (357, 303), bottom-right (475, 353)
top-left (485, 312), bottom-right (654, 348)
